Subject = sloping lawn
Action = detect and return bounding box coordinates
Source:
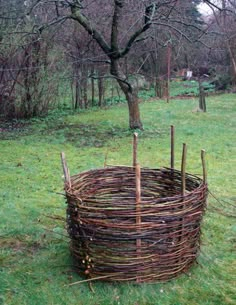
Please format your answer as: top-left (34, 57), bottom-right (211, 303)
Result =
top-left (0, 94), bottom-right (235, 305)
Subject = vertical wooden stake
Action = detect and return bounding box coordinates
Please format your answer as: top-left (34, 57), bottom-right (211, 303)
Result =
top-left (181, 143), bottom-right (187, 196)
top-left (61, 152), bottom-right (71, 188)
top-left (201, 149), bottom-right (207, 184)
top-left (136, 163), bottom-right (141, 229)
top-left (180, 143), bottom-right (187, 245)
top-left (170, 125), bottom-right (175, 169)
top-left (135, 163), bottom-right (141, 282)
top-left (133, 132), bottom-right (138, 168)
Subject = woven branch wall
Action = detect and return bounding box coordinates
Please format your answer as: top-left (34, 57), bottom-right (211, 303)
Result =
top-left (64, 165), bottom-right (207, 283)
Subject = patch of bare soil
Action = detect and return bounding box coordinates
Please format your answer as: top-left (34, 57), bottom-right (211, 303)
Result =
top-left (0, 119), bottom-right (31, 139)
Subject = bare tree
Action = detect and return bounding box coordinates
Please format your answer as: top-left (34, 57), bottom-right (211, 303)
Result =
top-left (26, 0), bottom-right (204, 129)
top-left (68, 0), bottom-right (158, 129)
top-left (204, 0), bottom-right (236, 84)
top-left (0, 0), bottom-right (209, 124)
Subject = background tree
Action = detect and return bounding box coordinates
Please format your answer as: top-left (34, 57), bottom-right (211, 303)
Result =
top-left (0, 0), bottom-right (61, 118)
top-left (1, 1), bottom-right (228, 124)
top-left (200, 0), bottom-right (236, 88)
top-left (27, 0), bottom-right (204, 129)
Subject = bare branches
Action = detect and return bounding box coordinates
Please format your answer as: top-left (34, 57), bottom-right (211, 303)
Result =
top-left (120, 27), bottom-right (149, 58)
top-left (228, 0), bottom-right (236, 10)
top-left (144, 3), bottom-right (156, 26)
top-left (26, 0), bottom-right (43, 16)
top-left (203, 0), bottom-right (223, 11)
top-left (110, 0), bottom-right (123, 55)
top-left (118, 3), bottom-right (157, 58)
top-left (153, 22), bottom-right (192, 43)
top-left (37, 16), bottom-right (69, 33)
top-left (70, 5), bottom-right (111, 55)
top-left (86, 58), bottom-right (111, 64)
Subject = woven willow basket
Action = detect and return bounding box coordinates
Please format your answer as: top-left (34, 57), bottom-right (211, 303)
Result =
top-left (63, 165), bottom-right (207, 282)
top-left (61, 128), bottom-right (207, 283)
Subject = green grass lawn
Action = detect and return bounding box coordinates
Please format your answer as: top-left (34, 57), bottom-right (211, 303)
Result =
top-left (169, 80), bottom-right (215, 97)
top-left (0, 94), bottom-right (235, 305)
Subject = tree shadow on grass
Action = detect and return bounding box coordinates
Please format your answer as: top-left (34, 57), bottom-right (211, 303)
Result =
top-left (0, 118), bottom-right (167, 147)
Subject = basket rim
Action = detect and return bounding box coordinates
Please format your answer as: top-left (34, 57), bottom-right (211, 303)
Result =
top-left (65, 165), bottom-right (207, 204)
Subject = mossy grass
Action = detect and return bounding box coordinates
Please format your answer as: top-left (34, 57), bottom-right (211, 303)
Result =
top-left (0, 94), bottom-right (235, 304)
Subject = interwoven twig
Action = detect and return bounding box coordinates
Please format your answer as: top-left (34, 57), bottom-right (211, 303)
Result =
top-left (65, 166), bottom-right (207, 282)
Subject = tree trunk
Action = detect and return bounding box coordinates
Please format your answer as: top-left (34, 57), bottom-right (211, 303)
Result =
top-left (227, 41), bottom-right (236, 85)
top-left (91, 67), bottom-right (95, 106)
top-left (111, 60), bottom-right (143, 130)
top-left (166, 43), bottom-right (171, 103)
top-left (83, 77), bottom-right (88, 108)
top-left (71, 81), bottom-right (75, 109)
top-left (125, 91), bottom-right (142, 129)
top-left (198, 80), bottom-right (206, 112)
top-left (81, 66), bottom-right (88, 108)
top-left (75, 80), bottom-right (80, 109)
top-left (98, 77), bottom-right (104, 107)
top-left (118, 81), bottom-right (143, 129)
top-left (156, 78), bottom-right (166, 98)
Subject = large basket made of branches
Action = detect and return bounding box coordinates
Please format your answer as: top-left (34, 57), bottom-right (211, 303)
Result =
top-left (61, 128), bottom-right (208, 283)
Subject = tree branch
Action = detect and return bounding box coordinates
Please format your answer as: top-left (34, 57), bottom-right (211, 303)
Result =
top-left (70, 6), bottom-right (111, 55)
top-left (86, 58), bottom-right (111, 64)
top-left (89, 73), bottom-right (132, 92)
top-left (203, 0), bottom-right (223, 11)
top-left (153, 22), bottom-right (192, 42)
top-left (110, 0), bottom-right (124, 56)
top-left (119, 3), bottom-right (156, 58)
top-left (27, 0), bottom-right (43, 16)
top-left (37, 16), bottom-right (69, 33)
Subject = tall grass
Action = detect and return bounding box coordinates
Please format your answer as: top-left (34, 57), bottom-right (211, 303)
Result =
top-left (0, 94), bottom-right (235, 305)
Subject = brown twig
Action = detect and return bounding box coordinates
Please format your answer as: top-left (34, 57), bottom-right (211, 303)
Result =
top-left (181, 143), bottom-right (187, 196)
top-left (133, 133), bottom-right (138, 168)
top-left (170, 125), bottom-right (175, 169)
top-left (201, 149), bottom-right (207, 184)
top-left (135, 163), bottom-right (141, 283)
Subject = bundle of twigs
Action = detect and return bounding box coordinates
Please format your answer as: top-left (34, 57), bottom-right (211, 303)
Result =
top-left (64, 165), bottom-right (207, 282)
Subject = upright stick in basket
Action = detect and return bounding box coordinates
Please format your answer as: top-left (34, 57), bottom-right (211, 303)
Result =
top-left (171, 125), bottom-right (175, 169)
